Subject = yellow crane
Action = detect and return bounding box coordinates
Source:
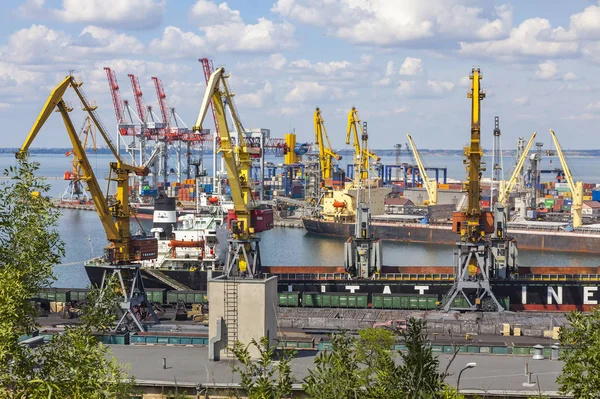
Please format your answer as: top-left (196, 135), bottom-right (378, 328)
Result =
top-left (18, 75), bottom-right (152, 264)
top-left (193, 67), bottom-right (272, 277)
top-left (406, 134), bottom-right (437, 205)
top-left (497, 132), bottom-right (537, 207)
top-left (549, 129), bottom-right (584, 228)
top-left (314, 107), bottom-right (341, 182)
top-left (346, 107), bottom-right (380, 182)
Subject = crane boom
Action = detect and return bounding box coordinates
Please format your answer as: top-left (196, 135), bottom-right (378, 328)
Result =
top-left (346, 107), bottom-right (379, 181)
top-left (549, 129), bottom-right (583, 228)
top-left (152, 76), bottom-right (171, 128)
top-left (19, 75), bottom-right (152, 263)
top-left (314, 108), bottom-right (341, 181)
top-left (407, 134), bottom-right (437, 205)
top-left (498, 132), bottom-right (536, 206)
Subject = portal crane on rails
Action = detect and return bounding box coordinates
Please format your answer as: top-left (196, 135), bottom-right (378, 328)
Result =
top-left (193, 67), bottom-right (273, 278)
top-left (346, 107), bottom-right (380, 183)
top-left (406, 134), bottom-right (437, 205)
top-left (18, 74), bottom-right (159, 330)
top-left (549, 129), bottom-right (584, 228)
top-left (497, 131), bottom-right (537, 208)
top-left (443, 68), bottom-right (517, 313)
top-left (314, 107), bottom-right (341, 182)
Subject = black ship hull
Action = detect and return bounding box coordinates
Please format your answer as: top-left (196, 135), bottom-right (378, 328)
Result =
top-left (85, 265), bottom-right (600, 311)
top-left (302, 217), bottom-right (600, 254)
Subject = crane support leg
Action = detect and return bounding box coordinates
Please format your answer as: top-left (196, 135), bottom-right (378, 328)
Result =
top-left (224, 237), bottom-right (262, 278)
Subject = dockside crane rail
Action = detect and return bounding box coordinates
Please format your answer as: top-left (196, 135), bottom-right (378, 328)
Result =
top-left (18, 75), bottom-right (150, 264)
top-left (314, 107), bottom-right (341, 181)
top-left (549, 129), bottom-right (583, 228)
top-left (407, 134), bottom-right (437, 205)
top-left (346, 107), bottom-right (380, 181)
top-left (498, 131), bottom-right (537, 207)
top-left (193, 67), bottom-right (268, 278)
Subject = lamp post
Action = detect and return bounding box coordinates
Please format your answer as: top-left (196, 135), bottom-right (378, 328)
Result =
top-left (457, 362), bottom-right (477, 392)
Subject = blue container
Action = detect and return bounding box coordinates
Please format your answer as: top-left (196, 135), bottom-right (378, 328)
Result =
top-left (592, 190), bottom-right (600, 201)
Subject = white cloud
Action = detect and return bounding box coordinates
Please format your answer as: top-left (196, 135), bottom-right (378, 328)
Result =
top-left (458, 76), bottom-right (471, 87)
top-left (238, 54), bottom-right (287, 71)
top-left (512, 97), bottom-right (530, 106)
top-left (18, 0), bottom-right (166, 29)
top-left (586, 101), bottom-right (600, 111)
top-left (284, 81), bottom-right (342, 103)
top-left (236, 81), bottom-right (274, 108)
top-left (563, 113), bottom-right (598, 120)
top-left (569, 2), bottom-right (600, 39)
top-left (1, 25), bottom-right (144, 65)
top-left (459, 18), bottom-right (579, 60)
top-left (289, 59), bottom-right (352, 77)
top-left (399, 57), bottom-right (423, 76)
top-left (375, 61), bottom-right (394, 86)
top-left (396, 79), bottom-right (454, 97)
top-left (562, 72), bottom-right (578, 81)
top-left (534, 61), bottom-right (559, 80)
top-left (187, 1), bottom-right (296, 53)
top-left (150, 27), bottom-right (206, 58)
top-left (427, 80), bottom-right (454, 95)
top-left (273, 0), bottom-right (512, 47)
top-left (397, 80), bottom-right (415, 96)
top-left (0, 103), bottom-right (11, 110)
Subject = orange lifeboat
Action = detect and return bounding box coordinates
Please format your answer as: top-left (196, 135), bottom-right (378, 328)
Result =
top-left (333, 200), bottom-right (346, 208)
top-left (169, 240), bottom-right (204, 248)
top-left (208, 196), bottom-right (219, 204)
top-left (64, 171), bottom-right (75, 180)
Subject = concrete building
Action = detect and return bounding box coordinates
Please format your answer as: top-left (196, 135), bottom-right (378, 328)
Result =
top-left (583, 201), bottom-right (600, 216)
top-left (208, 276), bottom-right (278, 361)
top-left (384, 197), bottom-right (414, 214)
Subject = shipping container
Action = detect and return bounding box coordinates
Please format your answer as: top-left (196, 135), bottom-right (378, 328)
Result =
top-left (146, 288), bottom-right (166, 304)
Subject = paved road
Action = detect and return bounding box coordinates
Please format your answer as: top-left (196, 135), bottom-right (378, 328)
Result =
top-left (109, 345), bottom-right (564, 395)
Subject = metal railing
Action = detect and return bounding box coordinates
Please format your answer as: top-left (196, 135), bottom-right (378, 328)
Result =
top-left (264, 273), bottom-right (455, 281)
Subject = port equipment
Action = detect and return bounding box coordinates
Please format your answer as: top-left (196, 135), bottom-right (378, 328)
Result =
top-left (62, 116), bottom-right (97, 202)
top-left (314, 107), bottom-right (342, 182)
top-left (194, 67), bottom-right (272, 278)
top-left (497, 131), bottom-right (537, 208)
top-left (19, 74), bottom-right (159, 331)
top-left (407, 134), bottom-right (437, 205)
top-left (549, 129), bottom-right (584, 228)
top-left (346, 107), bottom-right (380, 183)
top-left (344, 201), bottom-right (382, 278)
top-left (444, 68), bottom-right (516, 312)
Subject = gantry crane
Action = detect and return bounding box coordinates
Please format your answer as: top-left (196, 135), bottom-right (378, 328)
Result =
top-left (62, 116), bottom-right (97, 202)
top-left (443, 68), bottom-right (517, 313)
top-left (497, 132), bottom-right (537, 208)
top-left (18, 74), bottom-right (153, 264)
top-left (314, 107), bottom-right (341, 183)
top-left (19, 74), bottom-right (159, 331)
top-left (549, 129), bottom-right (584, 228)
top-left (346, 107), bottom-right (380, 182)
top-left (406, 134), bottom-right (437, 205)
top-left (193, 67), bottom-right (273, 278)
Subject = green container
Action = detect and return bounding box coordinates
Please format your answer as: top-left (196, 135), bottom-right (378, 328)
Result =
top-left (145, 336), bottom-right (158, 344)
top-left (157, 336), bottom-right (169, 345)
top-left (193, 292), bottom-right (206, 304)
top-left (285, 292), bottom-right (299, 307)
top-left (383, 295), bottom-right (393, 309)
top-left (431, 345), bottom-right (443, 352)
top-left (545, 199), bottom-right (555, 206)
top-left (499, 296), bottom-right (510, 311)
top-left (180, 337), bottom-right (192, 345)
top-left (131, 335), bottom-right (145, 344)
top-left (479, 346), bottom-right (491, 354)
top-left (169, 337), bottom-right (180, 345)
top-left (543, 348), bottom-right (552, 358)
top-left (400, 295), bottom-right (410, 309)
top-left (356, 294), bottom-right (368, 308)
top-left (427, 296), bottom-right (438, 310)
top-left (298, 340), bottom-right (314, 349)
top-left (467, 346), bottom-right (479, 353)
top-left (418, 296), bottom-right (429, 309)
top-left (409, 296), bottom-right (419, 309)
top-left (185, 292), bottom-right (196, 304)
top-left (330, 294), bottom-right (340, 308)
top-left (321, 294), bottom-right (330, 307)
top-left (166, 291), bottom-right (182, 304)
top-left (394, 344), bottom-right (407, 351)
top-left (372, 294), bottom-right (383, 309)
top-left (492, 346), bottom-right (509, 354)
top-left (303, 292), bottom-right (318, 307)
top-left (512, 347), bottom-right (527, 355)
top-left (319, 341), bottom-right (333, 351)
top-left (192, 337), bottom-right (207, 345)
top-left (443, 345), bottom-right (455, 353)
top-left (285, 341), bottom-right (298, 348)
top-left (278, 293), bottom-right (288, 306)
top-left (146, 288), bottom-right (165, 304)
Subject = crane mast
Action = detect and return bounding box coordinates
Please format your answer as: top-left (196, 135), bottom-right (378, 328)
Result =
top-left (549, 129), bottom-right (583, 228)
top-left (498, 132), bottom-right (537, 207)
top-left (193, 67), bottom-right (271, 278)
top-left (407, 134), bottom-right (437, 205)
top-left (346, 107), bottom-right (379, 183)
top-left (314, 107), bottom-right (341, 181)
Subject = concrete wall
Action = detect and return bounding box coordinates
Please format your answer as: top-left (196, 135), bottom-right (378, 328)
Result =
top-left (208, 276), bottom-right (278, 360)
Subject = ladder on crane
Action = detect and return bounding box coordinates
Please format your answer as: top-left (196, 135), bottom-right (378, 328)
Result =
top-left (224, 279), bottom-right (239, 357)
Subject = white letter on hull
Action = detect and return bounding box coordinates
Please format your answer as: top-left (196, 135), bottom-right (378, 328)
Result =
top-left (346, 285), bottom-right (360, 293)
top-left (521, 286), bottom-right (527, 304)
top-left (414, 286), bottom-right (430, 295)
top-left (547, 287), bottom-right (563, 305)
top-left (321, 285), bottom-right (326, 293)
top-left (584, 287), bottom-right (598, 305)
top-left (288, 285), bottom-right (293, 292)
top-left (383, 286), bottom-right (391, 294)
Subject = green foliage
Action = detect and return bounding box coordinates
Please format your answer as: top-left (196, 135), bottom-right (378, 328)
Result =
top-left (230, 336), bottom-right (297, 399)
top-left (557, 308), bottom-right (600, 398)
top-left (0, 156), bottom-right (133, 398)
top-left (303, 319), bottom-right (453, 399)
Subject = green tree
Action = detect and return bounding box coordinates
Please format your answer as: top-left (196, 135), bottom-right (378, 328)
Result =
top-left (230, 336), bottom-right (297, 399)
top-left (557, 308), bottom-right (600, 398)
top-left (0, 157), bottom-right (133, 398)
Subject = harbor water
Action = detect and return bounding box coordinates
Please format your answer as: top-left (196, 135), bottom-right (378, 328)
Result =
top-left (1, 154), bottom-right (599, 288)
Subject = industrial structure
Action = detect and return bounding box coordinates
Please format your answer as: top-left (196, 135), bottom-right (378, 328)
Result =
top-left (346, 107), bottom-right (380, 183)
top-left (62, 116), bottom-right (97, 202)
top-left (407, 134), bottom-right (437, 205)
top-left (19, 74), bottom-right (159, 331)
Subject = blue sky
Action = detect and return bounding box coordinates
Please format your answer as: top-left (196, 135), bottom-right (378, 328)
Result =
top-left (2, 0), bottom-right (600, 150)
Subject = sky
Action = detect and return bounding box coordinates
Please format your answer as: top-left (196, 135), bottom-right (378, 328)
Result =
top-left (2, 0), bottom-right (600, 150)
